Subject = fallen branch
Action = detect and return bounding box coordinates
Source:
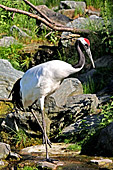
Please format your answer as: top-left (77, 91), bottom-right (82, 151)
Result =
top-left (0, 4), bottom-right (90, 34)
top-left (23, 0), bottom-right (64, 27)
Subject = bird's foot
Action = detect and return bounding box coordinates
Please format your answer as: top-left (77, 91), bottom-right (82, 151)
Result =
top-left (46, 158), bottom-right (59, 164)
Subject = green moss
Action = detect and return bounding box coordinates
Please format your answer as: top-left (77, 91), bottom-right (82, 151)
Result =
top-left (0, 102), bottom-right (13, 118)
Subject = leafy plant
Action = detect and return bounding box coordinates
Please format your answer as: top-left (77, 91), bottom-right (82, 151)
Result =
top-left (18, 166), bottom-right (38, 170)
top-left (101, 0), bottom-right (113, 54)
top-left (67, 144), bottom-right (81, 151)
top-left (83, 77), bottom-right (96, 94)
top-left (99, 97), bottom-right (113, 128)
top-left (0, 43), bottom-right (23, 70)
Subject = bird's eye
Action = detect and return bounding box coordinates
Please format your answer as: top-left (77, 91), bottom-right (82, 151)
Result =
top-left (85, 44), bottom-right (88, 48)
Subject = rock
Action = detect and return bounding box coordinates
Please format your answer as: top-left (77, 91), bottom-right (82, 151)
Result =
top-left (0, 142), bottom-right (11, 159)
top-left (34, 5), bottom-right (72, 26)
top-left (59, 9), bottom-right (77, 19)
top-left (78, 69), bottom-right (96, 83)
top-left (95, 55), bottom-right (113, 68)
top-left (78, 55), bottom-right (113, 83)
top-left (38, 161), bottom-right (64, 169)
top-left (10, 25), bottom-right (31, 37)
top-left (0, 59), bottom-right (23, 98)
top-left (98, 80), bottom-right (113, 96)
top-left (60, 1), bottom-right (86, 13)
top-left (20, 143), bottom-right (79, 157)
top-left (0, 36), bottom-right (17, 47)
top-left (48, 94), bottom-right (99, 135)
top-left (0, 142), bottom-right (20, 160)
top-left (62, 113), bottom-right (103, 135)
top-left (61, 15), bottom-right (104, 47)
top-left (49, 78), bottom-right (83, 108)
top-left (81, 122), bottom-right (113, 156)
top-left (86, 9), bottom-right (100, 16)
top-left (96, 122), bottom-right (113, 156)
top-left (90, 158), bottom-right (112, 165)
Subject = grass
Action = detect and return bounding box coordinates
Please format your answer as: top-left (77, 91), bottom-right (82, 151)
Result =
top-left (67, 144), bottom-right (81, 152)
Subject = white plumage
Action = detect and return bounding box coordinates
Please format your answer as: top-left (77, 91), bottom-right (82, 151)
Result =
top-left (20, 60), bottom-right (78, 108)
top-left (11, 37), bottom-right (95, 162)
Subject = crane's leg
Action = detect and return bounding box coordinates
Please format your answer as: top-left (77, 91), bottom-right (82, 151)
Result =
top-left (30, 109), bottom-right (52, 148)
top-left (40, 96), bottom-right (50, 161)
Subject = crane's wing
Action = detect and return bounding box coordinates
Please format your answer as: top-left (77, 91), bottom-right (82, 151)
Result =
top-left (20, 60), bottom-right (76, 108)
top-left (20, 66), bottom-right (43, 108)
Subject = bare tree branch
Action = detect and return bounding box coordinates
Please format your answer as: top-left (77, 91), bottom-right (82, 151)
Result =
top-left (23, 0), bottom-right (64, 27)
top-left (0, 4), bottom-right (90, 34)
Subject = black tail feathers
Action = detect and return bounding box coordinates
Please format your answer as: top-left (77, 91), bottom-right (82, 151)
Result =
top-left (9, 78), bottom-right (24, 110)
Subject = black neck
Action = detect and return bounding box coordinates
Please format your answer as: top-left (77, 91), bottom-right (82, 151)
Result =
top-left (73, 40), bottom-right (85, 69)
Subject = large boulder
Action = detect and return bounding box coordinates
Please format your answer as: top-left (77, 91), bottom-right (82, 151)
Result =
top-left (32, 5), bottom-right (72, 26)
top-left (48, 94), bottom-right (99, 135)
top-left (62, 113), bottom-right (104, 135)
top-left (96, 122), bottom-right (113, 156)
top-left (59, 1), bottom-right (86, 19)
top-left (0, 59), bottom-right (23, 98)
top-left (0, 142), bottom-right (20, 160)
top-left (59, 1), bottom-right (86, 12)
top-left (81, 122), bottom-right (113, 156)
top-left (0, 142), bottom-right (11, 159)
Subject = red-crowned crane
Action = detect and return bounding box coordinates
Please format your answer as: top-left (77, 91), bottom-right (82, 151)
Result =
top-left (9, 37), bottom-right (95, 162)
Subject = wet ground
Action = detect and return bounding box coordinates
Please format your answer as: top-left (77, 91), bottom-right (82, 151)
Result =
top-left (1, 143), bottom-right (113, 170)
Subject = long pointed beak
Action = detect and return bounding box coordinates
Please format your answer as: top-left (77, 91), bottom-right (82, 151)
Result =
top-left (86, 48), bottom-right (95, 68)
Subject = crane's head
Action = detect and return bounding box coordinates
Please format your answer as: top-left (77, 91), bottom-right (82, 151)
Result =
top-left (77, 37), bottom-right (95, 68)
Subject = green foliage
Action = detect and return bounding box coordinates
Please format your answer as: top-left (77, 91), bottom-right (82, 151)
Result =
top-left (100, 97), bottom-right (113, 128)
top-left (18, 166), bottom-right (38, 170)
top-left (12, 129), bottom-right (28, 148)
top-left (67, 144), bottom-right (81, 151)
top-left (83, 77), bottom-right (96, 94)
top-left (0, 44), bottom-right (23, 70)
top-left (101, 0), bottom-right (113, 54)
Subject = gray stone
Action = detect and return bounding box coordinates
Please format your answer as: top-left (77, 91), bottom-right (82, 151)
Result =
top-left (34, 5), bottom-right (72, 26)
top-left (78, 69), bottom-right (96, 83)
top-left (62, 114), bottom-right (103, 135)
top-left (95, 55), bottom-right (113, 68)
top-left (81, 122), bottom-right (113, 156)
top-left (59, 9), bottom-right (77, 19)
top-left (0, 36), bottom-right (17, 47)
top-left (48, 94), bottom-right (99, 134)
top-left (0, 59), bottom-right (23, 98)
top-left (60, 1), bottom-right (86, 13)
top-left (10, 25), bottom-right (31, 37)
top-left (50, 78), bottom-right (83, 107)
top-left (90, 159), bottom-right (112, 165)
top-left (96, 122), bottom-right (113, 156)
top-left (0, 142), bottom-right (11, 159)
top-left (61, 15), bottom-right (104, 47)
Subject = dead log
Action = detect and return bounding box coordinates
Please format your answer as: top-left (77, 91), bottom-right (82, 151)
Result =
top-left (0, 4), bottom-right (90, 34)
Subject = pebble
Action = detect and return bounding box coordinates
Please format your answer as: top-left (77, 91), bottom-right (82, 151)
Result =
top-left (90, 158), bottom-right (112, 165)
